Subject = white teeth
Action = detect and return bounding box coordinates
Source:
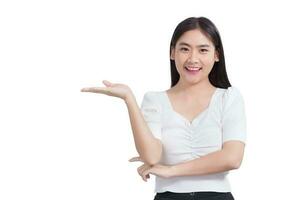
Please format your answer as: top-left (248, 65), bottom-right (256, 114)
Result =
top-left (186, 66), bottom-right (201, 71)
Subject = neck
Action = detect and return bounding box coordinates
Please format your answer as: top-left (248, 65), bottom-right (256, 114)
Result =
top-left (174, 77), bottom-right (215, 96)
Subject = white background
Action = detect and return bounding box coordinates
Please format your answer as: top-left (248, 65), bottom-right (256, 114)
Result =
top-left (1, 0), bottom-right (300, 199)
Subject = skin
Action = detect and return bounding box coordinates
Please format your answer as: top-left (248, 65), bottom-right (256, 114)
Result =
top-left (129, 29), bottom-right (222, 181)
top-left (128, 29), bottom-right (245, 182)
top-left (81, 29), bottom-right (245, 182)
top-left (81, 80), bottom-right (133, 101)
top-left (167, 29), bottom-right (220, 123)
top-left (170, 28), bottom-right (219, 95)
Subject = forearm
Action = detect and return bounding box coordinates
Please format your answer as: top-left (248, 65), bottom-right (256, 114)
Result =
top-left (125, 94), bottom-right (162, 165)
top-left (171, 149), bottom-right (237, 177)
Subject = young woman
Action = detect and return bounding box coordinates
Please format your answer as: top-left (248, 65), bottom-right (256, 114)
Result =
top-left (81, 17), bottom-right (246, 200)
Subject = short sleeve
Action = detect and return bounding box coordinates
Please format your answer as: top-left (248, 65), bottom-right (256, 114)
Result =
top-left (221, 87), bottom-right (247, 144)
top-left (140, 91), bottom-right (162, 140)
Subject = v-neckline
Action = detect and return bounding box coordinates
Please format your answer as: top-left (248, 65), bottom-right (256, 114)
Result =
top-left (163, 88), bottom-right (219, 125)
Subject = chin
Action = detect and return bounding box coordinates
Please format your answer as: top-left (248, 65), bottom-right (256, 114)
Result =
top-left (184, 78), bottom-right (203, 85)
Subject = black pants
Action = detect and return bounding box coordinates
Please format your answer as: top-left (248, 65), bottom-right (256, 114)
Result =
top-left (154, 191), bottom-right (235, 200)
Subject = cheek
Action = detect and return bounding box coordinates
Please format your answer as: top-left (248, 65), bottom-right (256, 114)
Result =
top-left (202, 56), bottom-right (216, 67)
top-left (175, 56), bottom-right (187, 67)
top-left (177, 54), bottom-right (188, 62)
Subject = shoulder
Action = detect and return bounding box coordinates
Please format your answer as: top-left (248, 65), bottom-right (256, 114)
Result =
top-left (223, 86), bottom-right (243, 98)
top-left (142, 90), bottom-right (164, 100)
top-left (222, 86), bottom-right (245, 104)
top-left (141, 90), bottom-right (164, 106)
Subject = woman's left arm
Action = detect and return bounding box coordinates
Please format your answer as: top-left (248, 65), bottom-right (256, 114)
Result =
top-left (170, 140), bottom-right (245, 177)
top-left (129, 140), bottom-right (245, 180)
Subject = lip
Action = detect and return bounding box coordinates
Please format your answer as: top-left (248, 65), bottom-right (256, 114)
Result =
top-left (184, 66), bottom-right (202, 75)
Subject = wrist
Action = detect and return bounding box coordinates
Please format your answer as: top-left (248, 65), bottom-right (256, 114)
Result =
top-left (124, 92), bottom-right (135, 105)
top-left (169, 165), bottom-right (179, 178)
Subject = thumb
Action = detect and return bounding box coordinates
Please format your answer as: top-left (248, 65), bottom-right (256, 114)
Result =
top-left (102, 80), bottom-right (114, 87)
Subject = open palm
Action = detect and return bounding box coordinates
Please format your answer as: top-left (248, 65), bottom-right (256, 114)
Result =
top-left (81, 80), bottom-right (133, 101)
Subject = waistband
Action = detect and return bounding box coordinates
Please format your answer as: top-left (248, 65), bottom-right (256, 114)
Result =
top-left (155, 191), bottom-right (233, 199)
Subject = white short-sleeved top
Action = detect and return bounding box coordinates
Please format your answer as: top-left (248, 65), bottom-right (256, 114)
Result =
top-left (140, 86), bottom-right (247, 193)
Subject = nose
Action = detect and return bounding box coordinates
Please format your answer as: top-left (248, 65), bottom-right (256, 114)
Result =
top-left (187, 50), bottom-right (199, 63)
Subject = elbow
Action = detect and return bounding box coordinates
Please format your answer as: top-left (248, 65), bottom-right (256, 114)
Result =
top-left (146, 150), bottom-right (162, 165)
top-left (146, 157), bottom-right (161, 166)
top-left (141, 154), bottom-right (161, 165)
top-left (227, 156), bottom-right (243, 170)
top-left (231, 161), bottom-right (242, 170)
top-left (143, 140), bottom-right (163, 165)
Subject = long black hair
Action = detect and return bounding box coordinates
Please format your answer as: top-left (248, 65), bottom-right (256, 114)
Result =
top-left (169, 17), bottom-right (231, 89)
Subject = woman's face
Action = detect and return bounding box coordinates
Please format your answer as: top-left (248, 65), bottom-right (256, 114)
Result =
top-left (171, 29), bottom-right (219, 85)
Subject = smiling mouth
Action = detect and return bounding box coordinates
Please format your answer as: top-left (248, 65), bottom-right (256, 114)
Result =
top-left (184, 66), bottom-right (203, 71)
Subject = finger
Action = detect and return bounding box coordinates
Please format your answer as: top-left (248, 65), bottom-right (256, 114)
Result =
top-left (139, 164), bottom-right (152, 177)
top-left (81, 87), bottom-right (110, 94)
top-left (142, 169), bottom-right (151, 182)
top-left (129, 156), bottom-right (142, 162)
top-left (137, 164), bottom-right (145, 171)
top-left (140, 172), bottom-right (149, 182)
top-left (137, 164), bottom-right (148, 175)
top-left (138, 165), bottom-right (151, 182)
top-left (140, 172), bottom-right (150, 182)
top-left (81, 88), bottom-right (91, 92)
top-left (81, 87), bottom-right (108, 92)
top-left (138, 164), bottom-right (151, 178)
top-left (141, 171), bottom-right (147, 182)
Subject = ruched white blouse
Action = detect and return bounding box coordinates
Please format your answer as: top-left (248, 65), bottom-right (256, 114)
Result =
top-left (140, 86), bottom-right (247, 193)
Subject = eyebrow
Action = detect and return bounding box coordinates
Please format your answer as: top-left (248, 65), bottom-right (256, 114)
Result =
top-left (178, 42), bottom-right (210, 48)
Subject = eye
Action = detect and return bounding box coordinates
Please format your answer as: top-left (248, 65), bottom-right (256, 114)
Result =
top-left (180, 47), bottom-right (189, 52)
top-left (200, 49), bottom-right (208, 53)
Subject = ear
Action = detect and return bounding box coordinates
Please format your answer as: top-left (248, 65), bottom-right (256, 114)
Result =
top-left (214, 50), bottom-right (219, 62)
top-left (170, 47), bottom-right (175, 60)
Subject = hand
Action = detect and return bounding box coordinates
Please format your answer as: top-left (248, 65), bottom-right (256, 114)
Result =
top-left (81, 80), bottom-right (133, 101)
top-left (129, 156), bottom-right (174, 182)
top-left (129, 156), bottom-right (152, 182)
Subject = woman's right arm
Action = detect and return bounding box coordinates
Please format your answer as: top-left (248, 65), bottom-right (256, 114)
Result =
top-left (125, 93), bottom-right (162, 166)
top-left (81, 80), bottom-right (162, 165)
